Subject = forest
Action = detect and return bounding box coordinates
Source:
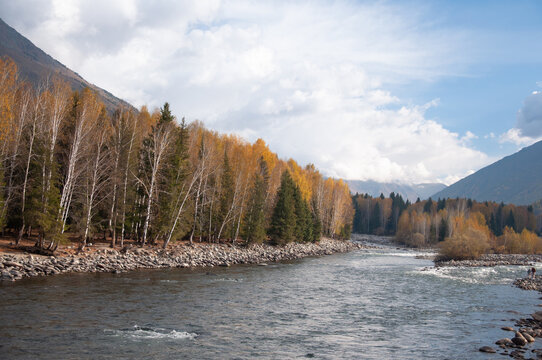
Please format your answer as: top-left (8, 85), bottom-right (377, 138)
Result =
top-left (0, 56), bottom-right (353, 253)
top-left (352, 192), bottom-right (542, 259)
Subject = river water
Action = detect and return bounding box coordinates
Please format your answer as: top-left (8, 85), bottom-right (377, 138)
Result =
top-left (1, 243), bottom-right (541, 359)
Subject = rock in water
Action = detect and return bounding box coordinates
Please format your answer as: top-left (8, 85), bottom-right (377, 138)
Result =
top-left (495, 338), bottom-right (512, 345)
top-left (533, 311), bottom-right (542, 321)
top-left (512, 334), bottom-right (527, 347)
top-left (479, 346), bottom-right (496, 353)
top-left (501, 326), bottom-right (515, 331)
top-left (522, 332), bottom-right (535, 343)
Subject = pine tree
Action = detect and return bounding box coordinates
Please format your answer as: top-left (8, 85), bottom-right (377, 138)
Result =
top-left (352, 198), bottom-right (362, 233)
top-left (438, 218), bottom-right (447, 242)
top-left (158, 116), bottom-right (190, 244)
top-left (269, 170), bottom-right (296, 245)
top-left (437, 198), bottom-right (446, 211)
top-left (423, 198), bottom-right (433, 213)
top-left (489, 213), bottom-right (497, 235)
top-left (293, 186), bottom-right (312, 242)
top-left (370, 202), bottom-right (381, 233)
top-left (242, 158), bottom-right (269, 244)
top-left (506, 210), bottom-right (516, 231)
top-left (495, 204), bottom-right (504, 236)
top-left (310, 196), bottom-right (322, 242)
top-left (217, 151), bottom-right (234, 239)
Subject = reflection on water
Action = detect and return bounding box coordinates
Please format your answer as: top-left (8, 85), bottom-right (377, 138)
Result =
top-left (0, 245), bottom-right (540, 359)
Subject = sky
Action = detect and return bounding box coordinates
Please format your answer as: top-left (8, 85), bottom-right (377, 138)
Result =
top-left (1, 0), bottom-right (542, 185)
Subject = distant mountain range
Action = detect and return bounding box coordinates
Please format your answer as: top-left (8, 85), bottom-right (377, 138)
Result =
top-left (432, 140), bottom-right (542, 205)
top-left (346, 180), bottom-right (446, 201)
top-left (0, 18), bottom-right (133, 113)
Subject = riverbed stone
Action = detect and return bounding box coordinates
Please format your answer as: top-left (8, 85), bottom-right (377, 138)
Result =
top-left (479, 346), bottom-right (496, 353)
top-left (522, 332), bottom-right (535, 343)
top-left (3, 261), bottom-right (23, 268)
top-left (496, 338), bottom-right (512, 345)
top-left (512, 335), bottom-right (527, 347)
top-left (533, 312), bottom-right (542, 322)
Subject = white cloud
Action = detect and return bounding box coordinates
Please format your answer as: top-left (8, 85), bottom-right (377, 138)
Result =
top-left (1, 0), bottom-right (492, 184)
top-left (460, 131), bottom-right (478, 144)
top-left (500, 128), bottom-right (542, 147)
top-left (516, 91), bottom-right (542, 138)
top-left (500, 90), bottom-right (542, 147)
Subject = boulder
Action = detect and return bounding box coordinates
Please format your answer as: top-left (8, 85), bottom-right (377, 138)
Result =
top-left (512, 335), bottom-right (527, 347)
top-left (479, 346), bottom-right (496, 353)
top-left (532, 311), bottom-right (542, 322)
top-left (495, 338), bottom-right (512, 345)
top-left (521, 332), bottom-right (535, 343)
top-left (502, 326), bottom-right (515, 331)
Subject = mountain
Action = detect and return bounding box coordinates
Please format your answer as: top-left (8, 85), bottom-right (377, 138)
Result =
top-left (432, 140), bottom-right (542, 205)
top-left (346, 180), bottom-right (446, 201)
top-left (0, 18), bottom-right (134, 113)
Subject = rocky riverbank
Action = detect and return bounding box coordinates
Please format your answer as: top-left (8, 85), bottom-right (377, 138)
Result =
top-left (0, 238), bottom-right (363, 282)
top-left (481, 276), bottom-right (542, 358)
top-left (515, 276), bottom-right (542, 292)
top-left (479, 312), bottom-right (542, 359)
top-left (435, 254), bottom-right (542, 268)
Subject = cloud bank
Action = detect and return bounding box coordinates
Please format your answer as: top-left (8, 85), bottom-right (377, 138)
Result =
top-left (0, 0), bottom-right (492, 184)
top-left (501, 91), bottom-right (542, 146)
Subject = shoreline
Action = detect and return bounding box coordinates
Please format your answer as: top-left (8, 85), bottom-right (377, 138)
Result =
top-left (0, 238), bottom-right (363, 282)
top-left (435, 254), bottom-right (542, 268)
top-left (479, 277), bottom-right (542, 358)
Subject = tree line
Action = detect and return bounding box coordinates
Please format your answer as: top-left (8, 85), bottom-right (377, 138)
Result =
top-left (352, 192), bottom-right (542, 258)
top-left (0, 56), bottom-right (353, 252)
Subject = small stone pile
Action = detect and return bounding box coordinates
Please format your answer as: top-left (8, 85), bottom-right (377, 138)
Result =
top-left (515, 276), bottom-right (542, 292)
top-left (0, 238), bottom-right (363, 282)
top-left (436, 254), bottom-right (542, 268)
top-left (479, 313), bottom-right (542, 359)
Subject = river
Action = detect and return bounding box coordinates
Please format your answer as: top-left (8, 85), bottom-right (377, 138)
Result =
top-left (1, 242), bottom-right (540, 359)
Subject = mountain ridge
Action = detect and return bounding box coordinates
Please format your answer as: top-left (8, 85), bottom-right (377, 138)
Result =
top-left (0, 17), bottom-right (134, 113)
top-left (432, 140), bottom-right (542, 205)
top-left (346, 180), bottom-right (445, 201)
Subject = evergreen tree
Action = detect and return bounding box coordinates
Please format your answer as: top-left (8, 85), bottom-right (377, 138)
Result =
top-left (339, 223), bottom-right (351, 240)
top-left (269, 171), bottom-right (296, 245)
top-left (217, 151), bottom-right (234, 239)
top-left (506, 210), bottom-right (516, 231)
top-left (352, 198), bottom-right (362, 233)
top-left (370, 202), bottom-right (381, 233)
top-left (495, 204), bottom-right (504, 236)
top-left (437, 198), bottom-right (446, 211)
top-left (242, 158), bottom-right (269, 244)
top-left (423, 198), bottom-right (433, 213)
top-left (310, 196), bottom-right (322, 242)
top-left (158, 116), bottom-right (190, 243)
top-left (438, 218), bottom-right (447, 242)
top-left (292, 186), bottom-right (312, 242)
top-left (159, 102), bottom-right (174, 124)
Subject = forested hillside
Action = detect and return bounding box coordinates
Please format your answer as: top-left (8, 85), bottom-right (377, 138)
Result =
top-left (0, 57), bottom-right (353, 253)
top-left (353, 192), bottom-right (542, 258)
